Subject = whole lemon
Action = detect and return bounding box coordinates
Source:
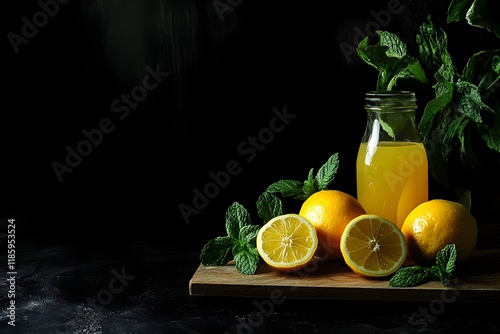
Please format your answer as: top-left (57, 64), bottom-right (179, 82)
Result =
top-left (401, 199), bottom-right (478, 265)
top-left (299, 189), bottom-right (366, 261)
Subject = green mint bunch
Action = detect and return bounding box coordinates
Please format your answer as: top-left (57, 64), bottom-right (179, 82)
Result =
top-left (200, 202), bottom-right (260, 275)
top-left (389, 243), bottom-right (458, 287)
top-left (356, 1), bottom-right (500, 209)
top-left (356, 30), bottom-right (428, 91)
top-left (199, 152), bottom-right (341, 274)
top-left (416, 16), bottom-right (499, 191)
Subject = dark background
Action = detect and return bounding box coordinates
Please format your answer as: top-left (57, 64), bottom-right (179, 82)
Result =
top-left (2, 0), bottom-right (498, 253)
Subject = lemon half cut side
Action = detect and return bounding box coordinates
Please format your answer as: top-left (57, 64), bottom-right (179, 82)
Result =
top-left (340, 214), bottom-right (407, 278)
top-left (256, 214), bottom-right (318, 272)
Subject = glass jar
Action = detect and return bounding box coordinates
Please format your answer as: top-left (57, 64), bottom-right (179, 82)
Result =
top-left (356, 91), bottom-right (428, 228)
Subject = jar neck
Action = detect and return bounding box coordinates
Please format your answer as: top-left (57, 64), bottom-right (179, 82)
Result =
top-left (361, 91), bottom-right (421, 143)
top-left (365, 90), bottom-right (417, 112)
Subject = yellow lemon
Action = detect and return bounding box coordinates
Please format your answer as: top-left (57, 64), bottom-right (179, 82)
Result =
top-left (401, 199), bottom-right (478, 265)
top-left (299, 190), bottom-right (367, 261)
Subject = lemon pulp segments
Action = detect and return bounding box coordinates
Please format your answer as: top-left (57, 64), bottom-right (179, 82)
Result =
top-left (257, 214), bottom-right (318, 271)
top-left (341, 214), bottom-right (407, 277)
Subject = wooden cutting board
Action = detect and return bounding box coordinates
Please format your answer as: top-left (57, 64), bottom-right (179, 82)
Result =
top-left (189, 225), bottom-right (500, 303)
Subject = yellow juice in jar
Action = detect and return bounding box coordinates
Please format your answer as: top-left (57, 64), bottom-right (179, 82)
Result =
top-left (356, 141), bottom-right (428, 228)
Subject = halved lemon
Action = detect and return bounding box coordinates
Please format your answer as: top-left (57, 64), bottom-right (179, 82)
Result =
top-left (340, 214), bottom-right (407, 278)
top-left (256, 214), bottom-right (318, 272)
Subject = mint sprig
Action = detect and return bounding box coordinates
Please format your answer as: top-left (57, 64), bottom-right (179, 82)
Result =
top-left (265, 152), bottom-right (340, 202)
top-left (200, 202), bottom-right (260, 275)
top-left (356, 30), bottom-right (428, 91)
top-left (389, 244), bottom-right (458, 287)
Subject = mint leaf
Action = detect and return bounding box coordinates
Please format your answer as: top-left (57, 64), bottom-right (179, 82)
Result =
top-left (200, 236), bottom-right (234, 266)
top-left (437, 62), bottom-right (458, 85)
top-left (303, 152), bottom-right (341, 200)
top-left (390, 244), bottom-right (458, 287)
top-left (266, 180), bottom-right (304, 198)
top-left (465, 0), bottom-right (500, 38)
top-left (435, 243), bottom-right (458, 276)
top-left (442, 114), bottom-right (469, 158)
top-left (301, 168), bottom-right (316, 200)
top-left (418, 91), bottom-right (453, 139)
top-left (234, 247), bottom-right (260, 275)
top-left (257, 192), bottom-right (283, 224)
top-left (378, 30), bottom-right (407, 59)
top-left (417, 16), bottom-right (455, 74)
top-left (389, 266), bottom-right (432, 287)
top-left (315, 152), bottom-right (340, 191)
top-left (455, 114), bottom-right (484, 177)
top-left (433, 243), bottom-right (457, 286)
top-left (447, 0), bottom-right (474, 23)
top-left (225, 202), bottom-right (251, 239)
top-left (457, 188), bottom-right (473, 212)
top-left (478, 122), bottom-right (500, 152)
top-left (239, 225), bottom-right (260, 247)
top-left (461, 50), bottom-right (500, 84)
top-left (493, 55), bottom-right (500, 75)
top-left (455, 80), bottom-right (492, 123)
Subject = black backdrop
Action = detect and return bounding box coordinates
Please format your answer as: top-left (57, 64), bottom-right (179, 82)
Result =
top-left (3, 0), bottom-right (498, 253)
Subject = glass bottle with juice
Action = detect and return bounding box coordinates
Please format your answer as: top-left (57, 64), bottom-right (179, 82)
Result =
top-left (356, 91), bottom-right (428, 229)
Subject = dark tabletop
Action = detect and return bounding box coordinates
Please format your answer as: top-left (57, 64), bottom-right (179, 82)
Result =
top-left (1, 237), bottom-right (499, 334)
